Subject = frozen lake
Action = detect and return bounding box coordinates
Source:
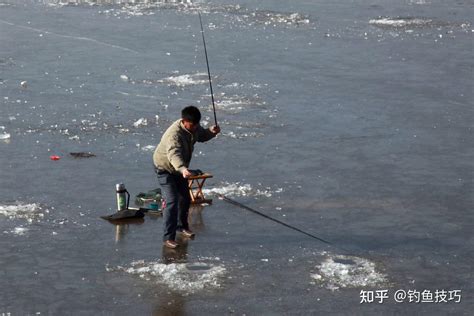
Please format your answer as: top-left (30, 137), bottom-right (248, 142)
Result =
top-left (0, 0), bottom-right (472, 314)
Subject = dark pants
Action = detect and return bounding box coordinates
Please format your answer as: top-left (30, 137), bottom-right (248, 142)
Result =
top-left (156, 169), bottom-right (191, 241)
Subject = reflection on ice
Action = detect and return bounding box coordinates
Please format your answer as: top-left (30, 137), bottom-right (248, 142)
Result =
top-left (311, 254), bottom-right (387, 291)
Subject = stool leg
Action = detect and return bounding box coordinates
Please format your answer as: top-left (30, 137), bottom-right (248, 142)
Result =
top-left (188, 179), bottom-right (197, 203)
top-left (187, 176), bottom-right (213, 205)
top-left (196, 179), bottom-right (207, 201)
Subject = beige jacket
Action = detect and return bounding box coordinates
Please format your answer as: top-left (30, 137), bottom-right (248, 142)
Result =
top-left (153, 119), bottom-right (216, 174)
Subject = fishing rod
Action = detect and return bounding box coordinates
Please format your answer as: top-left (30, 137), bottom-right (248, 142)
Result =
top-left (217, 194), bottom-right (334, 246)
top-left (198, 11), bottom-right (218, 126)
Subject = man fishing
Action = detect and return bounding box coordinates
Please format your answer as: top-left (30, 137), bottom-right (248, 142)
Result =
top-left (153, 106), bottom-right (220, 249)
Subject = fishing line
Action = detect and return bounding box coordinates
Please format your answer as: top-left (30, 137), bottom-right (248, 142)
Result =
top-left (198, 12), bottom-right (218, 126)
top-left (218, 194), bottom-right (335, 246)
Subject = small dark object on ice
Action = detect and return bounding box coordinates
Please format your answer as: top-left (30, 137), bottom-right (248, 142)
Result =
top-left (70, 152), bottom-right (96, 158)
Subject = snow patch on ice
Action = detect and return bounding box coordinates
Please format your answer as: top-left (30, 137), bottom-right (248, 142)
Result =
top-left (161, 73), bottom-right (208, 87)
top-left (253, 11), bottom-right (310, 26)
top-left (408, 0), bottom-right (429, 4)
top-left (13, 227), bottom-right (29, 235)
top-left (0, 202), bottom-right (46, 222)
top-left (0, 126), bottom-right (10, 141)
top-left (108, 259), bottom-right (226, 294)
top-left (203, 182), bottom-right (282, 198)
top-left (140, 145), bottom-right (156, 152)
top-left (312, 255), bottom-right (387, 291)
top-left (133, 118), bottom-right (148, 127)
top-left (87, 1), bottom-right (311, 28)
top-left (221, 131), bottom-right (265, 139)
top-left (369, 17), bottom-right (433, 28)
top-left (213, 94), bottom-right (264, 113)
top-left (3, 226), bottom-right (29, 236)
top-left (97, 1), bottom-right (195, 17)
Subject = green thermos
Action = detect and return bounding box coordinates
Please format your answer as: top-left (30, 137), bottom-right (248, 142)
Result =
top-left (116, 183), bottom-right (130, 211)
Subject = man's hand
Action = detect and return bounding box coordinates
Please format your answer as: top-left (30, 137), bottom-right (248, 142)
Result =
top-left (182, 168), bottom-right (193, 178)
top-left (210, 125), bottom-right (221, 135)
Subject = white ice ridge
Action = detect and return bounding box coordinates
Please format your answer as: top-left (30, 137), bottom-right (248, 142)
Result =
top-left (133, 117), bottom-right (148, 127)
top-left (3, 227), bottom-right (29, 236)
top-left (108, 260), bottom-right (226, 294)
top-left (215, 95), bottom-right (255, 112)
top-left (369, 17), bottom-right (433, 27)
top-left (202, 182), bottom-right (283, 198)
top-left (140, 145), bottom-right (156, 151)
top-left (161, 73), bottom-right (208, 87)
top-left (0, 203), bottom-right (45, 222)
top-left (0, 18), bottom-right (140, 54)
top-left (311, 254), bottom-right (387, 291)
top-left (221, 131), bottom-right (265, 139)
top-left (0, 126), bottom-right (10, 140)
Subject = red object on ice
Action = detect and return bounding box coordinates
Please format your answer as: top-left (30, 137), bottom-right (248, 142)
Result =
top-left (50, 155), bottom-right (61, 161)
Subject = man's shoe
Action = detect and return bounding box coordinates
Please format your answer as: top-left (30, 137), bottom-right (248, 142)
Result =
top-left (164, 240), bottom-right (179, 249)
top-left (179, 229), bottom-right (195, 238)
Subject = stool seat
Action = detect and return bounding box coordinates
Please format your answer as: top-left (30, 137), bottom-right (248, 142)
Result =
top-left (187, 173), bottom-right (213, 205)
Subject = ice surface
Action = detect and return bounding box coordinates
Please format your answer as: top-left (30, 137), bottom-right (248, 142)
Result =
top-left (1, 0), bottom-right (472, 313)
top-left (312, 254), bottom-right (387, 291)
top-left (108, 259), bottom-right (226, 294)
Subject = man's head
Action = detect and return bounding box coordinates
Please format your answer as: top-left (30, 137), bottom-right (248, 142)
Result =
top-left (181, 106), bottom-right (201, 133)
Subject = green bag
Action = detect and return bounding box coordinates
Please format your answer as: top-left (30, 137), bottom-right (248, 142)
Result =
top-left (135, 188), bottom-right (162, 209)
